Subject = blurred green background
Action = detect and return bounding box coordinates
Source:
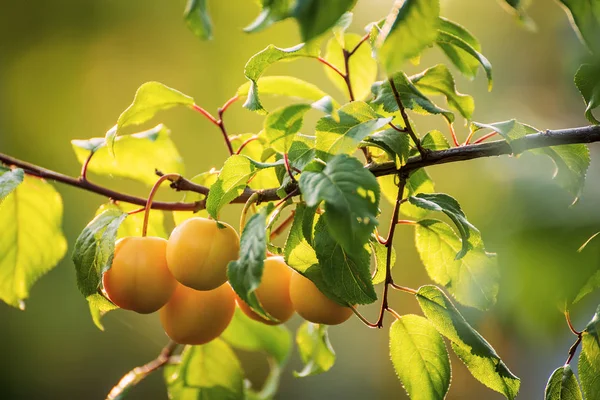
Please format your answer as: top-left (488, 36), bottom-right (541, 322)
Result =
top-left (1, 0), bottom-right (599, 399)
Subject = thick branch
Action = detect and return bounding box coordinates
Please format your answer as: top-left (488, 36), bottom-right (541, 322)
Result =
top-left (2, 125), bottom-right (599, 211)
top-left (370, 125), bottom-right (600, 176)
top-left (0, 153), bottom-right (202, 211)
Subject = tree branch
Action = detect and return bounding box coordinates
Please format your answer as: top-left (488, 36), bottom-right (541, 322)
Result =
top-left (0, 153), bottom-right (203, 211)
top-left (388, 77), bottom-right (427, 157)
top-left (2, 125), bottom-right (599, 212)
top-left (106, 341), bottom-right (178, 400)
top-left (370, 125), bottom-right (600, 176)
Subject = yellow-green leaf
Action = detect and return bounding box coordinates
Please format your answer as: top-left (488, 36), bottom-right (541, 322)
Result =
top-left (73, 124), bottom-right (185, 186)
top-left (323, 33), bottom-right (377, 100)
top-left (0, 176), bottom-right (67, 309)
top-left (390, 314), bottom-right (451, 400)
top-left (294, 322), bottom-right (336, 377)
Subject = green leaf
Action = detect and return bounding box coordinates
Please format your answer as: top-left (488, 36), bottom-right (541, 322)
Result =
top-left (313, 217), bottom-right (377, 305)
top-left (288, 135), bottom-right (317, 172)
top-left (376, 0), bottom-right (440, 74)
top-left (87, 293), bottom-right (118, 331)
top-left (579, 306), bottom-right (600, 399)
top-left (316, 101), bottom-right (391, 159)
top-left (244, 0), bottom-right (291, 34)
top-left (72, 124), bottom-right (185, 186)
top-left (415, 219), bottom-right (499, 310)
top-left (558, 0), bottom-right (600, 53)
top-left (72, 209), bottom-right (127, 298)
top-left (227, 211), bottom-right (273, 320)
top-left (284, 204), bottom-right (319, 273)
top-left (578, 351), bottom-right (600, 400)
top-left (222, 308), bottom-right (292, 365)
top-left (184, 0), bottom-right (212, 40)
top-left (422, 130), bottom-right (450, 151)
top-left (573, 270), bottom-right (600, 304)
top-left (436, 19), bottom-right (493, 90)
top-left (243, 43), bottom-right (320, 114)
top-left (371, 72), bottom-right (454, 123)
top-left (283, 205), bottom-right (346, 304)
top-left (410, 64), bottom-right (475, 121)
top-left (165, 340), bottom-right (244, 400)
top-left (173, 170), bottom-right (219, 226)
top-left (236, 76), bottom-right (330, 104)
top-left (222, 309), bottom-right (291, 399)
top-left (389, 314), bottom-right (451, 400)
top-left (473, 121), bottom-right (590, 200)
top-left (471, 119), bottom-right (526, 147)
top-left (544, 365), bottom-right (583, 400)
top-left (332, 12), bottom-right (353, 47)
top-left (0, 168), bottom-right (24, 201)
top-left (299, 154), bottom-right (380, 254)
top-left (231, 133), bottom-right (282, 191)
top-left (323, 33), bottom-right (377, 100)
top-left (294, 322), bottom-right (336, 377)
top-left (363, 128), bottom-right (411, 165)
top-left (206, 155), bottom-right (256, 219)
top-left (291, 0), bottom-right (357, 42)
top-left (107, 82), bottom-right (194, 151)
top-left (533, 144), bottom-right (590, 202)
top-left (417, 285), bottom-right (520, 399)
top-left (409, 193), bottom-right (477, 259)
top-left (96, 202), bottom-right (167, 239)
top-left (370, 236), bottom-right (395, 285)
top-left (278, 135), bottom-right (317, 190)
top-left (264, 104), bottom-right (312, 153)
top-left (0, 176), bottom-right (67, 309)
top-left (574, 63), bottom-right (600, 124)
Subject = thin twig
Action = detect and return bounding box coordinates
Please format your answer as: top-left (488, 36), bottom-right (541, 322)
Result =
top-left (219, 95), bottom-right (239, 115)
top-left (397, 219), bottom-right (416, 225)
top-left (236, 135), bottom-right (260, 155)
top-left (473, 131), bottom-right (498, 144)
top-left (565, 335), bottom-right (582, 365)
top-left (388, 78), bottom-right (427, 157)
top-left (274, 188), bottom-right (299, 209)
top-left (448, 123), bottom-right (459, 147)
top-left (216, 117), bottom-right (234, 155)
top-left (240, 192), bottom-right (261, 232)
top-left (375, 174), bottom-right (407, 328)
top-left (375, 229), bottom-right (388, 245)
top-left (127, 206), bottom-right (146, 215)
top-left (347, 32), bottom-right (370, 57)
top-left (283, 153), bottom-right (296, 183)
top-left (316, 57), bottom-right (345, 78)
top-left (270, 211), bottom-right (295, 240)
top-left (351, 306), bottom-right (379, 328)
top-left (106, 341), bottom-right (178, 400)
top-left (192, 103), bottom-right (219, 125)
top-left (192, 97), bottom-right (238, 155)
top-left (386, 307), bottom-right (402, 320)
top-left (565, 310), bottom-right (582, 336)
top-left (142, 174), bottom-right (181, 236)
top-left (80, 151), bottom-right (94, 182)
top-left (390, 283), bottom-right (418, 295)
top-left (463, 128), bottom-right (476, 146)
top-left (388, 122), bottom-right (407, 133)
top-left (342, 49), bottom-right (355, 102)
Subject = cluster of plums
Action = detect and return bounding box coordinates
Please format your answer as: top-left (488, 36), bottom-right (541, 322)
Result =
top-left (102, 217), bottom-right (353, 345)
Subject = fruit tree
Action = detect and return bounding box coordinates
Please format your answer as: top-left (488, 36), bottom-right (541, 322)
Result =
top-left (1, 1), bottom-right (600, 399)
